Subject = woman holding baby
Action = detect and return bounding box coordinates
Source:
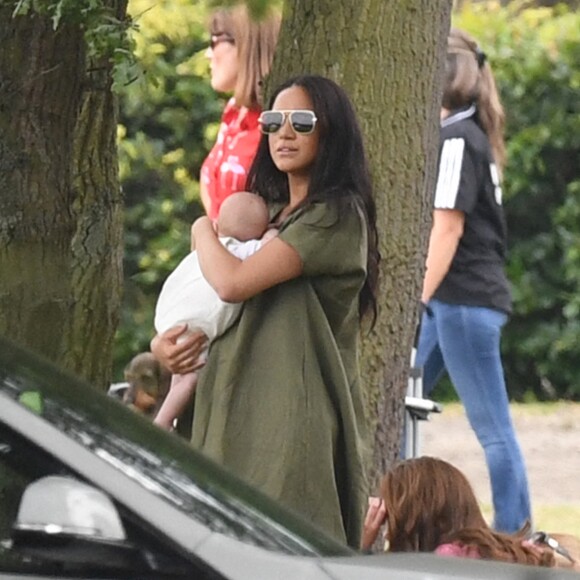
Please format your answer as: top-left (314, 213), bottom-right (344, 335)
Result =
top-left (154, 72), bottom-right (379, 548)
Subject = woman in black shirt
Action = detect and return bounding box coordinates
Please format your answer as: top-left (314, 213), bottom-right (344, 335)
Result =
top-left (417, 28), bottom-right (531, 534)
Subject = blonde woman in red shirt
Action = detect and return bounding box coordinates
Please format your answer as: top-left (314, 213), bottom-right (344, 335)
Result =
top-left (151, 6), bottom-right (279, 432)
top-left (201, 5), bottom-right (280, 220)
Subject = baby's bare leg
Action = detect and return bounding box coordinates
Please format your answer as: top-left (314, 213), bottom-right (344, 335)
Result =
top-left (153, 372), bottom-right (198, 431)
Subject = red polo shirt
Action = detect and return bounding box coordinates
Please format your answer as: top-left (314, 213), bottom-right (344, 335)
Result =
top-left (201, 98), bottom-right (262, 220)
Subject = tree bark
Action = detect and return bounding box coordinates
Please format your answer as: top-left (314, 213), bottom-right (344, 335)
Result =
top-left (0, 1), bottom-right (126, 389)
top-left (269, 0), bottom-right (452, 489)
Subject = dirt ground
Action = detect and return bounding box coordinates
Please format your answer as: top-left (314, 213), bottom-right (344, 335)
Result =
top-left (421, 402), bottom-right (580, 506)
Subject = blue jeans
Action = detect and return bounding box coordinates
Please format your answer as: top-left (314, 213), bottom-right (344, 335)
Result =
top-left (417, 299), bottom-right (531, 533)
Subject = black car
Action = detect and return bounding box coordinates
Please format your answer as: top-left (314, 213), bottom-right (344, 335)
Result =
top-left (0, 337), bottom-right (574, 579)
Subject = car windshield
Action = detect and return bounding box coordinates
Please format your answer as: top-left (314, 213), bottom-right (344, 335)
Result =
top-left (0, 337), bottom-right (352, 557)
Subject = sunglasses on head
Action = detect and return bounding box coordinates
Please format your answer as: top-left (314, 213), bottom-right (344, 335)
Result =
top-left (258, 110), bottom-right (318, 135)
top-left (209, 33), bottom-right (234, 50)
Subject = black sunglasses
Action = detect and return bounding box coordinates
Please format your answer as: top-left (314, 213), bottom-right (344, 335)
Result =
top-left (209, 33), bottom-right (234, 50)
top-left (258, 110), bottom-right (318, 135)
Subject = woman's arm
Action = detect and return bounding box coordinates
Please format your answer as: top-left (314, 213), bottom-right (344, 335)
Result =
top-left (192, 217), bottom-right (303, 303)
top-left (191, 217), bottom-right (218, 252)
top-left (421, 209), bottom-right (465, 303)
top-left (361, 496), bottom-right (387, 552)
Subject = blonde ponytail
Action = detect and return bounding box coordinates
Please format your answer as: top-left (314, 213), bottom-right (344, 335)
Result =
top-left (444, 29), bottom-right (506, 174)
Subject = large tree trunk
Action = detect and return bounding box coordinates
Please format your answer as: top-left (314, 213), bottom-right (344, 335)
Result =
top-left (0, 1), bottom-right (126, 389)
top-left (270, 0), bottom-right (452, 488)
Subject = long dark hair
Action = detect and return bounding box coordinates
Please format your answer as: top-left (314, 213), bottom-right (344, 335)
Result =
top-left (246, 74), bottom-right (379, 322)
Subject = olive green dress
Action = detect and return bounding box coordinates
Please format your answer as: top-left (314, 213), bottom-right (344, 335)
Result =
top-left (191, 202), bottom-right (369, 547)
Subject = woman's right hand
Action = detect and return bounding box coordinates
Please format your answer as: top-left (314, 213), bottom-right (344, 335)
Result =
top-left (150, 325), bottom-right (208, 375)
top-left (361, 496), bottom-right (387, 552)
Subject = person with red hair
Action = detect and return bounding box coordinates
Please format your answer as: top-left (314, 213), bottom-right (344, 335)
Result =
top-left (362, 456), bottom-right (579, 571)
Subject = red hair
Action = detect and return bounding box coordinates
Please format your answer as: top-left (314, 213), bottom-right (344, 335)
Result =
top-left (446, 527), bottom-right (553, 566)
top-left (380, 457), bottom-right (552, 567)
top-left (381, 457), bottom-right (486, 552)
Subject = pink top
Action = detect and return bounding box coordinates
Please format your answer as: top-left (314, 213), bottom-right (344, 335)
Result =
top-left (200, 98), bottom-right (262, 220)
top-left (435, 542), bottom-right (481, 559)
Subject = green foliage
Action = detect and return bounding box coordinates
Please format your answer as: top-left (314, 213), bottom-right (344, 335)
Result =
top-left (12, 0), bottom-right (103, 26)
top-left (456, 2), bottom-right (580, 400)
top-left (114, 0), bottom-right (225, 377)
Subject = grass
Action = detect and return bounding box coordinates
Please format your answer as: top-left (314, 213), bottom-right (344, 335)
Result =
top-left (534, 505), bottom-right (580, 535)
top-left (439, 400), bottom-right (578, 416)
top-left (481, 504), bottom-right (580, 535)
top-left (509, 400), bottom-right (578, 416)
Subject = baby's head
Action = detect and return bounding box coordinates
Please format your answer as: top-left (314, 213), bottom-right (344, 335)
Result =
top-left (216, 191), bottom-right (269, 241)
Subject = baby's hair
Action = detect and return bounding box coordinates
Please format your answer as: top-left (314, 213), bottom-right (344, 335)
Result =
top-left (217, 191), bottom-right (269, 241)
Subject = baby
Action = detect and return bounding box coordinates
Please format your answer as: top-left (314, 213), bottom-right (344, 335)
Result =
top-left (153, 191), bottom-right (275, 430)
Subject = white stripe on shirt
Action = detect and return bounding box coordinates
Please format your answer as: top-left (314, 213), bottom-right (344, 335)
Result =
top-left (434, 138), bottom-right (465, 209)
